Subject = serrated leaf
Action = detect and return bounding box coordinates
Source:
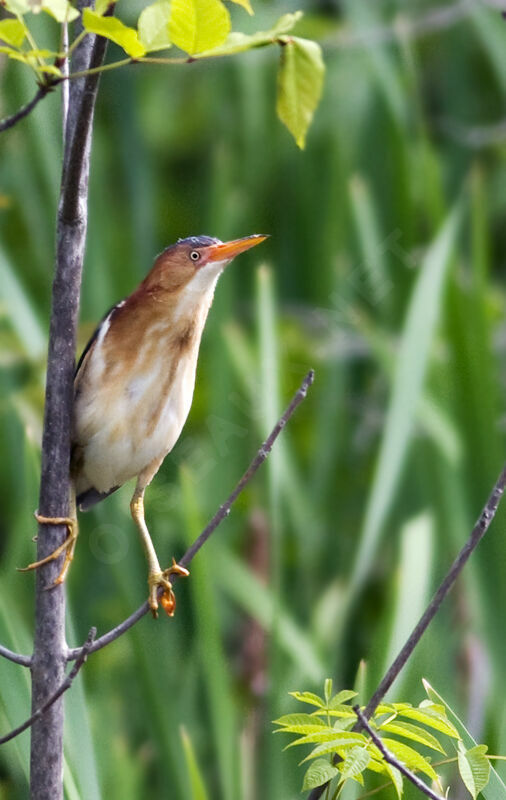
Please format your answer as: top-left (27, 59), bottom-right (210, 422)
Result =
top-left (227, 0), bottom-right (252, 15)
top-left (0, 19), bottom-right (26, 47)
top-left (274, 713), bottom-right (326, 729)
top-left (384, 762), bottom-right (404, 799)
top-left (169, 0), bottom-right (230, 55)
top-left (289, 691), bottom-right (325, 709)
top-left (324, 679), bottom-right (333, 703)
top-left (398, 707), bottom-right (460, 739)
top-left (195, 11), bottom-right (302, 57)
top-left (276, 36), bottom-right (324, 149)
top-left (339, 746), bottom-right (370, 782)
top-left (82, 8), bottom-right (146, 57)
top-left (379, 720), bottom-right (446, 754)
top-left (284, 729), bottom-right (341, 749)
top-left (458, 742), bottom-right (490, 800)
top-left (323, 707), bottom-right (356, 718)
top-left (42, 0), bottom-right (79, 22)
top-left (329, 691), bottom-right (358, 709)
top-left (301, 734), bottom-right (368, 763)
top-left (378, 739), bottom-right (438, 781)
top-left (302, 758), bottom-right (339, 791)
top-left (138, 0), bottom-right (172, 51)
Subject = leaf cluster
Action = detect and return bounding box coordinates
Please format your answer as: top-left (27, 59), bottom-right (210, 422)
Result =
top-left (0, 0), bottom-right (324, 147)
top-left (274, 680), bottom-right (492, 798)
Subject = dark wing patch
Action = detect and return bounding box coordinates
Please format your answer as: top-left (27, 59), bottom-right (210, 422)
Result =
top-left (77, 485), bottom-right (120, 511)
top-left (75, 301), bottom-right (124, 378)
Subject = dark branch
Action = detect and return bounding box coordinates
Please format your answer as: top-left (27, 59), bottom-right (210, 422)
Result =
top-left (353, 707), bottom-right (445, 800)
top-left (66, 368), bottom-right (315, 661)
top-left (363, 463), bottom-right (506, 718)
top-left (30, 4), bottom-right (112, 794)
top-left (307, 462), bottom-right (506, 800)
top-left (0, 643), bottom-right (31, 668)
top-left (0, 82), bottom-right (58, 134)
top-left (0, 629), bottom-right (95, 746)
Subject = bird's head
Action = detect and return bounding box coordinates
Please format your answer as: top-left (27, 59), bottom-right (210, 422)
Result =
top-left (147, 234), bottom-right (268, 296)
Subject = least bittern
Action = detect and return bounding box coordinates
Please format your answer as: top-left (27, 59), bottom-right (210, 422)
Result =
top-left (21, 234), bottom-right (267, 616)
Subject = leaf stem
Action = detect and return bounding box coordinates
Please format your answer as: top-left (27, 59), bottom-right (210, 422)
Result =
top-left (66, 56), bottom-right (133, 80)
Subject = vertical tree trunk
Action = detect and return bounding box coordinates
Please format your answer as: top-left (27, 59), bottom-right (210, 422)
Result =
top-left (30, 8), bottom-right (109, 797)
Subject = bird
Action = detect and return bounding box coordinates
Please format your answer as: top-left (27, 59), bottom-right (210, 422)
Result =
top-left (21, 234), bottom-right (268, 616)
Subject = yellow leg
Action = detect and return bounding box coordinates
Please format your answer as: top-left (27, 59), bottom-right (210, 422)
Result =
top-left (130, 486), bottom-right (189, 618)
top-left (18, 492), bottom-right (79, 587)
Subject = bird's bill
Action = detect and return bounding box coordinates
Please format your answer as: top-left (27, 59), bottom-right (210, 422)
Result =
top-left (207, 234), bottom-right (269, 262)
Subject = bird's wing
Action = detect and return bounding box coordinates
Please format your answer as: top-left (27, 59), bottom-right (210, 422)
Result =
top-left (75, 302), bottom-right (120, 378)
top-left (73, 301), bottom-right (125, 511)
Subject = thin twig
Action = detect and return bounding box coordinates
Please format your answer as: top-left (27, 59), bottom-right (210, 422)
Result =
top-left (353, 707), bottom-right (445, 800)
top-left (66, 369), bottom-right (315, 661)
top-left (0, 83), bottom-right (57, 134)
top-left (0, 643), bottom-right (31, 668)
top-left (0, 629), bottom-right (95, 746)
top-left (363, 463), bottom-right (506, 718)
top-left (308, 463), bottom-right (506, 800)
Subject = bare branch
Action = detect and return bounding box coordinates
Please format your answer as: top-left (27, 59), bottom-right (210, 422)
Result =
top-left (363, 463), bottom-right (506, 718)
top-left (307, 463), bottom-right (506, 800)
top-left (0, 629), bottom-right (95, 747)
top-left (0, 643), bottom-right (31, 668)
top-left (67, 368), bottom-right (315, 661)
top-left (0, 83), bottom-right (58, 134)
top-left (353, 707), bottom-right (446, 800)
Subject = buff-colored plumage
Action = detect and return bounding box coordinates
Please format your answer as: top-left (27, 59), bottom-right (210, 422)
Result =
top-left (22, 234), bottom-right (267, 615)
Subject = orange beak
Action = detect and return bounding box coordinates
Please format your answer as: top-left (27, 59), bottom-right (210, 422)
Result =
top-left (207, 234), bottom-right (269, 263)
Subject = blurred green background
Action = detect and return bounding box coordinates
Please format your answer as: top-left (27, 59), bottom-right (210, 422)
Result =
top-left (1, 0), bottom-right (506, 797)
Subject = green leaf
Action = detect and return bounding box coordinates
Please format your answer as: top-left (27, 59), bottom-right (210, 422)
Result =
top-left (180, 727), bottom-right (210, 800)
top-left (284, 730), bottom-right (342, 749)
top-left (423, 681), bottom-right (506, 800)
top-left (458, 742), bottom-right (491, 800)
top-left (302, 758), bottom-right (339, 791)
top-left (42, 0), bottom-right (79, 22)
top-left (301, 734), bottom-right (368, 763)
top-left (274, 713), bottom-right (326, 729)
top-left (276, 36), bottom-right (325, 149)
top-left (384, 762), bottom-right (404, 799)
top-left (138, 0), bottom-right (172, 52)
top-left (378, 720), bottom-right (446, 754)
top-left (227, 0), bottom-right (252, 15)
top-left (398, 707), bottom-right (459, 739)
top-left (323, 707), bottom-right (356, 718)
top-left (289, 691), bottom-right (325, 709)
top-left (378, 739), bottom-right (438, 781)
top-left (339, 746), bottom-right (370, 782)
top-left (195, 11), bottom-right (302, 57)
top-left (347, 203), bottom-right (462, 598)
top-left (169, 0), bottom-right (230, 55)
top-left (329, 691), bottom-right (358, 709)
top-left (0, 19), bottom-right (26, 47)
top-left (324, 679), bottom-right (333, 704)
top-left (82, 9), bottom-right (146, 58)
top-left (3, 0), bottom-right (30, 14)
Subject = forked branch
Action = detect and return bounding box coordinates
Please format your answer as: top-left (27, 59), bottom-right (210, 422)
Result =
top-left (0, 629), bottom-right (95, 746)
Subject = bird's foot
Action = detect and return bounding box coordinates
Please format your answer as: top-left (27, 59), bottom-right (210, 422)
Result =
top-left (148, 558), bottom-right (189, 618)
top-left (17, 512), bottom-right (78, 587)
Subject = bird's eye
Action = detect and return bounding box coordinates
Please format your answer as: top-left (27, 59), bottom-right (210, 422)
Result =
top-left (190, 250), bottom-right (200, 262)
